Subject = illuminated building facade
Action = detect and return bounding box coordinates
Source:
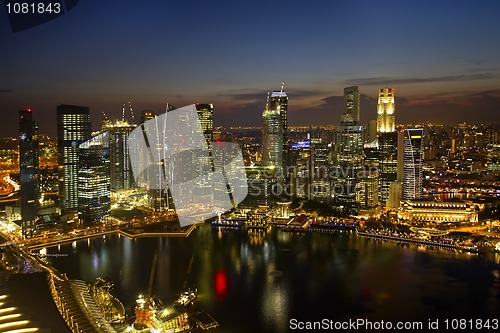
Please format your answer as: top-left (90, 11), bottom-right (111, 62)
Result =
top-left (398, 200), bottom-right (478, 223)
top-left (78, 132), bottom-right (110, 224)
top-left (19, 109), bottom-right (38, 236)
top-left (376, 88), bottom-right (397, 205)
top-left (335, 114), bottom-right (363, 209)
top-left (194, 103), bottom-right (214, 198)
top-left (262, 93), bottom-right (284, 188)
top-left (310, 141), bottom-right (331, 204)
top-left (57, 104), bottom-right (91, 212)
top-left (104, 120), bottom-right (137, 192)
top-left (377, 88), bottom-right (395, 133)
top-left (356, 169), bottom-right (379, 210)
top-left (403, 128), bottom-right (423, 199)
top-left (269, 90), bottom-right (288, 156)
top-left (378, 132), bottom-right (398, 204)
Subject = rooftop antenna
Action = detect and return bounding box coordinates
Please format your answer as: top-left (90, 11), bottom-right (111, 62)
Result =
top-left (265, 92), bottom-right (270, 111)
top-left (121, 103), bottom-right (126, 122)
top-left (280, 81), bottom-right (285, 93)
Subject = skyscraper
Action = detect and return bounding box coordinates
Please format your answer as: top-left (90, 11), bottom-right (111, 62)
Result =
top-left (78, 132), bottom-right (110, 224)
top-left (378, 131), bottom-right (398, 204)
top-left (344, 85), bottom-right (360, 123)
top-left (57, 104), bottom-right (91, 212)
top-left (377, 88), bottom-right (398, 205)
top-left (377, 88), bottom-right (395, 133)
top-left (262, 94), bottom-right (283, 173)
top-left (104, 120), bottom-right (137, 192)
top-left (269, 88), bottom-right (288, 156)
top-left (335, 114), bottom-right (364, 209)
top-left (19, 109), bottom-right (38, 236)
top-left (194, 103), bottom-right (214, 199)
top-left (403, 128), bottom-right (423, 199)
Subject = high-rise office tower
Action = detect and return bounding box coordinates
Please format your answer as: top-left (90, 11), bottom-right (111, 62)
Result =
top-left (310, 141), bottom-right (331, 204)
top-left (403, 128), bottom-right (423, 199)
top-left (377, 88), bottom-right (395, 133)
top-left (335, 114), bottom-right (364, 209)
top-left (378, 132), bottom-right (398, 204)
top-left (377, 88), bottom-right (398, 205)
top-left (344, 85), bottom-right (360, 123)
top-left (19, 109), bottom-right (38, 236)
top-left (103, 120), bottom-right (137, 192)
top-left (57, 104), bottom-right (91, 212)
top-left (194, 103), bottom-right (214, 198)
top-left (269, 87), bottom-right (288, 156)
top-left (78, 132), bottom-right (110, 224)
top-left (262, 94), bottom-right (283, 173)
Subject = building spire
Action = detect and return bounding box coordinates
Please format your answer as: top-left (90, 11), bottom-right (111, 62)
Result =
top-left (265, 91), bottom-right (270, 111)
top-left (280, 81), bottom-right (285, 93)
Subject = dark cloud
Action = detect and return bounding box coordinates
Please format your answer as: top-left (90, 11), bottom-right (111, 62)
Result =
top-left (345, 73), bottom-right (500, 86)
top-left (0, 89), bottom-right (13, 93)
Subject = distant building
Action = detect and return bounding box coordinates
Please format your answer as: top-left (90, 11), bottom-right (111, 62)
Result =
top-left (139, 110), bottom-right (155, 124)
top-left (78, 132), bottom-right (110, 224)
top-left (19, 109), bottom-right (38, 236)
top-left (398, 200), bottom-right (478, 223)
top-left (403, 128), bottom-right (423, 199)
top-left (57, 104), bottom-right (91, 213)
top-left (377, 88), bottom-right (395, 133)
top-left (344, 85), bottom-right (360, 123)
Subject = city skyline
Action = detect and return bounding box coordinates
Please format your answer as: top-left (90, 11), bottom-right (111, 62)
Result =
top-left (1, 0), bottom-right (500, 136)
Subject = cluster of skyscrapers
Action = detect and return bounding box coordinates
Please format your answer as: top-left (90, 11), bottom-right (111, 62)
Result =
top-left (261, 85), bottom-right (424, 215)
top-left (16, 84), bottom-right (425, 236)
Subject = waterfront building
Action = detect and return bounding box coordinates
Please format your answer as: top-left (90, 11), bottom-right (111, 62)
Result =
top-left (57, 104), bottom-right (91, 212)
top-left (398, 199), bottom-right (478, 223)
top-left (19, 109), bottom-right (38, 236)
top-left (356, 168), bottom-right (379, 211)
top-left (246, 208), bottom-right (271, 229)
top-left (403, 128), bottom-right (423, 199)
top-left (78, 132), bottom-right (110, 224)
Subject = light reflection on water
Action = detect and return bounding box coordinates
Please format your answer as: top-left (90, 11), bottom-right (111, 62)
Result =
top-left (47, 224), bottom-right (500, 333)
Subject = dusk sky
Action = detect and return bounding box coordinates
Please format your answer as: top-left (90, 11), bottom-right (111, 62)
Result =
top-left (1, 0), bottom-right (500, 136)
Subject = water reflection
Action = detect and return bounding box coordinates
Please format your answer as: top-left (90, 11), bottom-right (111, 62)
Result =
top-left (47, 224), bottom-right (500, 333)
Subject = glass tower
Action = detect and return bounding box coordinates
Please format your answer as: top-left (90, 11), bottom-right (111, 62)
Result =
top-left (403, 128), bottom-right (423, 199)
top-left (19, 109), bottom-right (38, 236)
top-left (57, 104), bottom-right (91, 212)
top-left (78, 132), bottom-right (110, 224)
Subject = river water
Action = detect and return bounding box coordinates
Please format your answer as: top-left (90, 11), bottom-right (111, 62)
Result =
top-left (46, 224), bottom-right (500, 332)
